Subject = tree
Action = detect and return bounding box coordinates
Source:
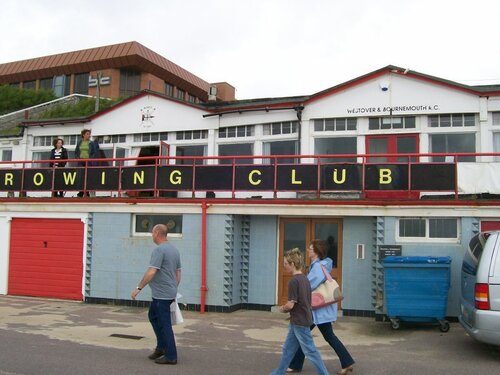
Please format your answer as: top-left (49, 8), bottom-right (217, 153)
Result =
top-left (0, 85), bottom-right (56, 115)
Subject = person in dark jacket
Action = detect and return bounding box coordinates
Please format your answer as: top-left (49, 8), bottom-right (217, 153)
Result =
top-left (49, 138), bottom-right (68, 197)
top-left (75, 129), bottom-right (99, 197)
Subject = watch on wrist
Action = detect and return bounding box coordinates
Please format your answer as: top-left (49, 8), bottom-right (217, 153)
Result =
top-left (136, 286), bottom-right (142, 291)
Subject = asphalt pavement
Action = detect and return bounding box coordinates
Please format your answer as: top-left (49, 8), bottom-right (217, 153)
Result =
top-left (0, 295), bottom-right (499, 375)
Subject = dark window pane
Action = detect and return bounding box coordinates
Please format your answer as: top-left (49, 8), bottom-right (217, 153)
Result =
top-left (315, 137), bottom-right (357, 163)
top-left (369, 118), bottom-right (379, 130)
top-left (399, 218), bottom-right (425, 237)
top-left (429, 218), bottom-right (457, 238)
top-left (74, 73), bottom-right (89, 95)
top-left (314, 120), bottom-right (323, 131)
top-left (218, 143), bottom-right (253, 164)
top-left (176, 145), bottom-right (205, 165)
top-left (266, 140), bottom-right (297, 164)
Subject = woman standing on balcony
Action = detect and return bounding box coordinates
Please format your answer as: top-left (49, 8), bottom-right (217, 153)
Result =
top-left (50, 138), bottom-right (68, 197)
top-left (75, 129), bottom-right (99, 197)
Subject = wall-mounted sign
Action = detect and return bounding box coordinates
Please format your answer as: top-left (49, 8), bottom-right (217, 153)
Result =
top-left (379, 245), bottom-right (402, 259)
top-left (88, 75), bottom-right (111, 87)
top-left (346, 104), bottom-right (440, 115)
top-left (0, 162), bottom-right (456, 194)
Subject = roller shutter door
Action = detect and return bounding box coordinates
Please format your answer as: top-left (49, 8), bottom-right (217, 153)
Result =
top-left (8, 218), bottom-right (84, 300)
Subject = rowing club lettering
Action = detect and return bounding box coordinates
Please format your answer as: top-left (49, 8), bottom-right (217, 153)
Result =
top-left (0, 163), bottom-right (455, 193)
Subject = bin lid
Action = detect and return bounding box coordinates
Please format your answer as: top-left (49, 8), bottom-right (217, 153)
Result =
top-left (383, 256), bottom-right (452, 264)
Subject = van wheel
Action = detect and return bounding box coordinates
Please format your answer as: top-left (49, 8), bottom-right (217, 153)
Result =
top-left (439, 321), bottom-right (450, 333)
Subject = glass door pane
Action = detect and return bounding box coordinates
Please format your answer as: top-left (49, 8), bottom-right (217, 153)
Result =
top-left (368, 138), bottom-right (388, 162)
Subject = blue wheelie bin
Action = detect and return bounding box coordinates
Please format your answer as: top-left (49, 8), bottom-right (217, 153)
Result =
top-left (383, 256), bottom-right (452, 332)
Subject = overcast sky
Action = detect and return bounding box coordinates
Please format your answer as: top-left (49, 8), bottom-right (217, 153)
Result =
top-left (1, 0), bottom-right (499, 99)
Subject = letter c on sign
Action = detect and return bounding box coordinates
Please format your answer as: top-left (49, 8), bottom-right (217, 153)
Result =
top-left (248, 170), bottom-right (261, 186)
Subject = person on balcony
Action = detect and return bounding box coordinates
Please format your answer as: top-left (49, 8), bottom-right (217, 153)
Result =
top-left (49, 138), bottom-right (68, 197)
top-left (75, 129), bottom-right (99, 197)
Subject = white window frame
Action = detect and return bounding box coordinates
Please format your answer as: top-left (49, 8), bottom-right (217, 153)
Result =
top-left (132, 214), bottom-right (183, 238)
top-left (396, 217), bottom-right (460, 243)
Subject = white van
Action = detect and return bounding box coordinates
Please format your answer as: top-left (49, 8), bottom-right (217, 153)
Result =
top-left (459, 231), bottom-right (500, 345)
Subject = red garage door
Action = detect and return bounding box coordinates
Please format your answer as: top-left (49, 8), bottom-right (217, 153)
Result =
top-left (8, 218), bottom-right (84, 300)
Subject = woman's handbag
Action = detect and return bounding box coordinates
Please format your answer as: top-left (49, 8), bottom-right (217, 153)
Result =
top-left (311, 264), bottom-right (343, 310)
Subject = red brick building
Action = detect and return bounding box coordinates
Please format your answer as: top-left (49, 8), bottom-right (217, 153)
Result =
top-left (0, 41), bottom-right (235, 103)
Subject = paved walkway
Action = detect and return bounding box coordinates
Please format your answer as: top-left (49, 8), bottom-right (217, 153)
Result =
top-left (1, 295), bottom-right (499, 375)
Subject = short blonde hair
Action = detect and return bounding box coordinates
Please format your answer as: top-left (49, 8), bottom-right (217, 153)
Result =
top-left (284, 248), bottom-right (304, 270)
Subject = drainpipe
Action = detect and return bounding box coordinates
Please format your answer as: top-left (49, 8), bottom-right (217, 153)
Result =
top-left (200, 200), bottom-right (208, 314)
top-left (294, 105), bottom-right (304, 155)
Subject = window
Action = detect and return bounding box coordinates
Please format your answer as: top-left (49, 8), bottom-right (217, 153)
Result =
top-left (176, 145), bottom-right (206, 165)
top-left (263, 121), bottom-right (298, 135)
top-left (134, 214), bottom-right (182, 236)
top-left (218, 143), bottom-right (253, 164)
top-left (23, 81), bottom-right (36, 90)
top-left (39, 77), bottom-right (53, 91)
top-left (176, 89), bottom-right (185, 100)
top-left (74, 73), bottom-right (89, 95)
top-left (263, 140), bottom-right (298, 164)
top-left (62, 135), bottom-right (79, 146)
top-left (315, 137), bottom-right (357, 162)
top-left (314, 118), bottom-right (357, 131)
top-left (428, 114), bottom-right (476, 128)
top-left (33, 136), bottom-right (55, 147)
top-left (53, 75), bottom-right (70, 97)
top-left (176, 130), bottom-right (208, 140)
top-left (218, 125), bottom-right (254, 138)
top-left (397, 218), bottom-right (459, 242)
top-left (430, 133), bottom-right (475, 161)
top-left (187, 94), bottom-right (196, 103)
top-left (119, 69), bottom-right (141, 97)
top-left (494, 133), bottom-right (500, 161)
top-left (1, 149), bottom-right (12, 161)
top-left (165, 83), bottom-right (173, 97)
top-left (31, 151), bottom-right (52, 167)
top-left (368, 116), bottom-right (415, 130)
top-left (493, 112), bottom-right (500, 126)
top-left (99, 134), bottom-right (126, 144)
top-left (133, 132), bottom-right (168, 142)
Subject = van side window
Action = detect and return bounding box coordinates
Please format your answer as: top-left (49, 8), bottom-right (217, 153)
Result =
top-left (468, 235), bottom-right (483, 265)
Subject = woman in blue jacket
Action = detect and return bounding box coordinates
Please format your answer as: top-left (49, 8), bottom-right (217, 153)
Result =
top-left (287, 239), bottom-right (355, 375)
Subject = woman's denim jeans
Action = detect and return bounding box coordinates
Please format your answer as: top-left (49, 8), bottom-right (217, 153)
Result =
top-left (288, 322), bottom-right (354, 371)
top-left (148, 298), bottom-right (177, 361)
top-left (269, 323), bottom-right (329, 375)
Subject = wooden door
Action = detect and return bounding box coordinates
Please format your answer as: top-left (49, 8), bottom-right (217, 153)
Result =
top-left (278, 218), bottom-right (342, 305)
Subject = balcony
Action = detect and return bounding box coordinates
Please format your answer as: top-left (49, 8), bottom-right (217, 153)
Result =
top-left (0, 152), bottom-right (499, 202)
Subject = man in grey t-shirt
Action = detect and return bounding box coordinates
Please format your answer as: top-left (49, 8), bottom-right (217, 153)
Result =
top-left (131, 224), bottom-right (181, 365)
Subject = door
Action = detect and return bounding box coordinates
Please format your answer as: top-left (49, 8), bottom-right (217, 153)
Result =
top-left (8, 218), bottom-right (84, 300)
top-left (278, 218), bottom-right (343, 305)
top-left (366, 134), bottom-right (419, 198)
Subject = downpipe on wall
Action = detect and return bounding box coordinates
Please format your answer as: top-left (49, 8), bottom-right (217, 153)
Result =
top-left (200, 200), bottom-right (209, 314)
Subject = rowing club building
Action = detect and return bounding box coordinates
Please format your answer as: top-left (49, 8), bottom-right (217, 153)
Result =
top-left (1, 42), bottom-right (500, 319)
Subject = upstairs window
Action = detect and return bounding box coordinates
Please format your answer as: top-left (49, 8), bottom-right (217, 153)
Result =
top-left (314, 118), bottom-right (357, 131)
top-left (176, 89), bottom-right (185, 100)
top-left (369, 116), bottom-right (415, 130)
top-left (165, 83), bottom-right (173, 97)
top-left (428, 113), bottom-right (476, 128)
top-left (74, 73), bottom-right (89, 95)
top-left (493, 112), bottom-right (500, 126)
top-left (119, 69), bottom-right (141, 97)
top-left (176, 130), bottom-right (208, 140)
top-left (218, 125), bottom-right (254, 138)
top-left (263, 121), bottom-right (298, 135)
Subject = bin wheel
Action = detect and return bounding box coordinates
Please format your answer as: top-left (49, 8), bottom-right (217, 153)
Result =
top-left (439, 321), bottom-right (450, 333)
top-left (390, 319), bottom-right (400, 330)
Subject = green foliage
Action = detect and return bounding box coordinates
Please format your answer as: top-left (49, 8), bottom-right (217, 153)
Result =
top-left (35, 97), bottom-right (121, 119)
top-left (0, 85), bottom-right (57, 115)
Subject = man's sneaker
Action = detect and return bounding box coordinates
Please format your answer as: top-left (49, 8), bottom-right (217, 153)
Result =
top-left (148, 349), bottom-right (165, 360)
